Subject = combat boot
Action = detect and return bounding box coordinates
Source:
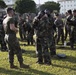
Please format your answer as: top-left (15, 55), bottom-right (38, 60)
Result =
top-left (44, 61), bottom-right (52, 65)
top-left (20, 63), bottom-right (29, 68)
top-left (36, 61), bottom-right (43, 64)
top-left (10, 63), bottom-right (18, 69)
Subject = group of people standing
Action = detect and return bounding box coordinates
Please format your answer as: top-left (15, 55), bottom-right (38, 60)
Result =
top-left (0, 7), bottom-right (76, 68)
top-left (53, 9), bottom-right (76, 50)
top-left (18, 14), bottom-right (34, 45)
top-left (64, 9), bottom-right (76, 49)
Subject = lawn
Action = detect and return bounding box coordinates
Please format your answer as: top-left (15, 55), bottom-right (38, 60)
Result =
top-left (0, 35), bottom-right (76, 75)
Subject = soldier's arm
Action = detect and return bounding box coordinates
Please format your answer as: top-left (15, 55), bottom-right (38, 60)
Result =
top-left (10, 18), bottom-right (18, 33)
top-left (10, 23), bottom-right (18, 33)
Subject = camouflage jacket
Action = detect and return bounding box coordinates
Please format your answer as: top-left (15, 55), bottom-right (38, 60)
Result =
top-left (33, 15), bottom-right (55, 38)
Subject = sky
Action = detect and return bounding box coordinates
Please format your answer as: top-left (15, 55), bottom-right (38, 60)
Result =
top-left (34, 0), bottom-right (57, 4)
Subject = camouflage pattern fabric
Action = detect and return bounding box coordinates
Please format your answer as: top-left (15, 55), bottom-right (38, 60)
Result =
top-left (33, 14), bottom-right (56, 63)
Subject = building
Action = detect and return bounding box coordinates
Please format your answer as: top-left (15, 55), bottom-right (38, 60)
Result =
top-left (3, 0), bottom-right (16, 7)
top-left (58, 0), bottom-right (76, 14)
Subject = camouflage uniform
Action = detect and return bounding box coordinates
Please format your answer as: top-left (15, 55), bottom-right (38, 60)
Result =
top-left (65, 15), bottom-right (73, 41)
top-left (67, 15), bottom-right (76, 49)
top-left (24, 22), bottom-right (34, 45)
top-left (3, 16), bottom-right (23, 66)
top-left (33, 12), bottom-right (56, 64)
top-left (18, 17), bottom-right (26, 40)
top-left (54, 18), bottom-right (64, 44)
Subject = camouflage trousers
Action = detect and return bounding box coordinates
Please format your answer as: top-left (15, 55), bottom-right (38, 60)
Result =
top-left (49, 37), bottom-right (56, 56)
top-left (57, 28), bottom-right (64, 44)
top-left (70, 28), bottom-right (76, 48)
top-left (36, 37), bottom-right (51, 63)
top-left (5, 34), bottom-right (23, 64)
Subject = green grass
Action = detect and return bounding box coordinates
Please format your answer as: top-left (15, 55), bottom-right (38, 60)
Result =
top-left (0, 35), bottom-right (76, 75)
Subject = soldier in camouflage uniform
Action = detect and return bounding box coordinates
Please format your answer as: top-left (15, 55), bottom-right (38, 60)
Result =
top-left (3, 7), bottom-right (29, 68)
top-left (18, 15), bottom-right (26, 41)
top-left (33, 10), bottom-right (56, 65)
top-left (65, 10), bottom-right (73, 41)
top-left (24, 15), bottom-right (34, 45)
top-left (67, 9), bottom-right (76, 49)
top-left (54, 14), bottom-right (64, 45)
top-left (46, 11), bottom-right (56, 56)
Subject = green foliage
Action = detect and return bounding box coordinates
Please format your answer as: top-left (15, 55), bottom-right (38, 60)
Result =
top-left (14, 0), bottom-right (36, 14)
top-left (0, 0), bottom-right (7, 8)
top-left (40, 1), bottom-right (60, 13)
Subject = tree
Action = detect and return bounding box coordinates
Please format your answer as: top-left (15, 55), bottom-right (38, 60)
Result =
top-left (0, 0), bottom-right (7, 8)
top-left (40, 1), bottom-right (60, 13)
top-left (14, 0), bottom-right (36, 14)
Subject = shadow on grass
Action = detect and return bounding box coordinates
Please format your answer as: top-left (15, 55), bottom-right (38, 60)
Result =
top-left (20, 44), bottom-right (34, 46)
top-left (22, 49), bottom-right (36, 58)
top-left (56, 46), bottom-right (76, 50)
top-left (20, 43), bottom-right (26, 46)
top-left (53, 64), bottom-right (76, 71)
top-left (28, 68), bottom-right (54, 75)
top-left (0, 67), bottom-right (54, 75)
top-left (53, 55), bottom-right (76, 64)
top-left (21, 49), bottom-right (27, 53)
top-left (56, 46), bottom-right (70, 50)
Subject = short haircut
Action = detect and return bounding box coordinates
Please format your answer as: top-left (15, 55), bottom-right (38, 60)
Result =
top-left (55, 13), bottom-right (59, 16)
top-left (6, 7), bottom-right (14, 13)
top-left (67, 10), bottom-right (72, 14)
